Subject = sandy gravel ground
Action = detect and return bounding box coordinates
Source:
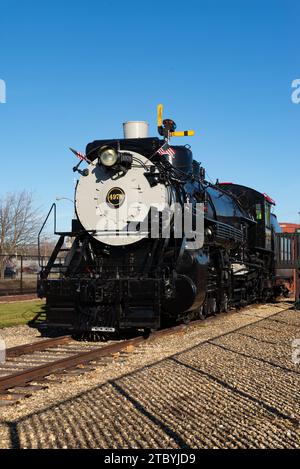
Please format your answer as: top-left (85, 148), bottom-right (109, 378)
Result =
top-left (0, 325), bottom-right (45, 348)
top-left (0, 301), bottom-right (299, 449)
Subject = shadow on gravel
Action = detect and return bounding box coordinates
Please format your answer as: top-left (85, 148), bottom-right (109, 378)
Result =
top-left (206, 340), bottom-right (300, 377)
top-left (170, 356), bottom-right (299, 426)
top-left (3, 307), bottom-right (300, 449)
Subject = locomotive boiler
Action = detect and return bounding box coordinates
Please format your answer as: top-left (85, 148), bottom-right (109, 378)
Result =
top-left (38, 105), bottom-right (284, 338)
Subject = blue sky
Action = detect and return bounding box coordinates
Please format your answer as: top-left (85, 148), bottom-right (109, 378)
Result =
top-left (0, 0), bottom-right (299, 230)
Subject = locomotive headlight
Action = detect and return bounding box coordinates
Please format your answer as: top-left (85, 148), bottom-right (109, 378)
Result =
top-left (98, 147), bottom-right (119, 167)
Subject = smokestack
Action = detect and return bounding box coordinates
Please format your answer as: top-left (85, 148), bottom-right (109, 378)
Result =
top-left (123, 121), bottom-right (149, 139)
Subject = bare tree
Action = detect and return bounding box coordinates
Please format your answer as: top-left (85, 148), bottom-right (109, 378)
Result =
top-left (0, 191), bottom-right (41, 277)
top-left (23, 240), bottom-right (56, 257)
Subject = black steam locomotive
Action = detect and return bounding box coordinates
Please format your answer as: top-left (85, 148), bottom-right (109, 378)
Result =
top-left (38, 106), bottom-right (284, 337)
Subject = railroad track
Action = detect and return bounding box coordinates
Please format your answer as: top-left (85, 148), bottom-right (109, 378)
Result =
top-left (0, 322), bottom-right (193, 407)
top-left (0, 301), bottom-right (293, 407)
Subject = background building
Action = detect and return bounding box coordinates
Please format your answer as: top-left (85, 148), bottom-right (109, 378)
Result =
top-left (279, 223), bottom-right (300, 233)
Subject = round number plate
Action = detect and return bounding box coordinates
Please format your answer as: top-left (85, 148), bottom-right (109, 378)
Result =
top-left (106, 187), bottom-right (125, 208)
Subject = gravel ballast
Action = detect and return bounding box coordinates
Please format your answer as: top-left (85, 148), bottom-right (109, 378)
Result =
top-left (0, 301), bottom-right (299, 448)
top-left (0, 325), bottom-right (45, 348)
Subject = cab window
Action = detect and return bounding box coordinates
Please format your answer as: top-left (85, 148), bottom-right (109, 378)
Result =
top-left (256, 204), bottom-right (262, 221)
top-left (265, 203), bottom-right (271, 228)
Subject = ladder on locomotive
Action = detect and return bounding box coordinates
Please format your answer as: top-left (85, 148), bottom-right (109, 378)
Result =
top-left (275, 233), bottom-right (300, 308)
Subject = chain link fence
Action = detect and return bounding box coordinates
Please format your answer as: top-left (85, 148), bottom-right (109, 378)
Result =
top-left (0, 254), bottom-right (49, 296)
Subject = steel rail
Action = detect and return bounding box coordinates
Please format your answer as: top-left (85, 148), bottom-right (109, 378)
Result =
top-left (0, 337), bottom-right (146, 392)
top-left (0, 301), bottom-right (292, 394)
top-left (0, 323), bottom-right (192, 393)
top-left (6, 336), bottom-right (72, 358)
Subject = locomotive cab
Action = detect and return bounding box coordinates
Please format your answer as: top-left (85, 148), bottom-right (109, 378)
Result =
top-left (217, 183), bottom-right (276, 252)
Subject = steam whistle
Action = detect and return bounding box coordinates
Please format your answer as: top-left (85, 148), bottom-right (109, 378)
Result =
top-left (157, 104), bottom-right (195, 140)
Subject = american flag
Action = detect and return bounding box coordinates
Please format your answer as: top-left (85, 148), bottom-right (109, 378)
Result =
top-left (69, 147), bottom-right (90, 163)
top-left (157, 142), bottom-right (176, 158)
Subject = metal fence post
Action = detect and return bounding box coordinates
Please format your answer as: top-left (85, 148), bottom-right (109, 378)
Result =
top-left (20, 256), bottom-right (23, 294)
top-left (295, 269), bottom-right (300, 310)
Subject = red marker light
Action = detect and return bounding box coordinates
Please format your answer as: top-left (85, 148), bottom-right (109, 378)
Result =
top-left (263, 193), bottom-right (276, 205)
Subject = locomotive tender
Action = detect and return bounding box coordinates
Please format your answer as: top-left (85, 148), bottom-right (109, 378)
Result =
top-left (38, 105), bottom-right (284, 337)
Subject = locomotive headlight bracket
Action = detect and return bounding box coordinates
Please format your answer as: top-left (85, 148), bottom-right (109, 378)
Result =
top-left (98, 146), bottom-right (119, 167)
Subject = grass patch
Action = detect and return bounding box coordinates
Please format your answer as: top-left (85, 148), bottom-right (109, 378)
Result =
top-left (0, 300), bottom-right (45, 328)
